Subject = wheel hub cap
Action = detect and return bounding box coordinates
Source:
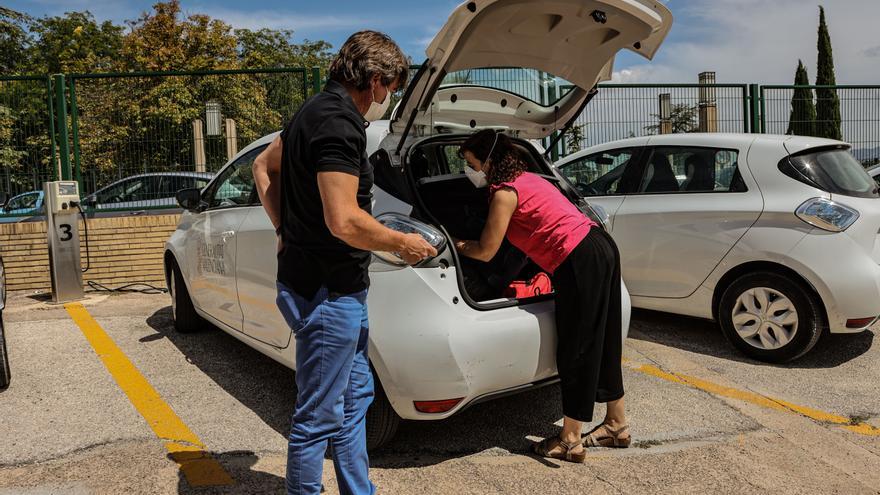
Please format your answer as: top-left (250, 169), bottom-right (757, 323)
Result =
top-left (731, 287), bottom-right (798, 350)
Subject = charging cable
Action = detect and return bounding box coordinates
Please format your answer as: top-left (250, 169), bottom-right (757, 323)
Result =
top-left (68, 200), bottom-right (90, 273)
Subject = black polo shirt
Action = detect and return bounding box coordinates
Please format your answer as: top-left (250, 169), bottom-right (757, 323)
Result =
top-left (277, 79), bottom-right (373, 299)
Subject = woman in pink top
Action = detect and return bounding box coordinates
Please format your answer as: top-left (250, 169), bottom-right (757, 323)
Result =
top-left (454, 130), bottom-right (629, 463)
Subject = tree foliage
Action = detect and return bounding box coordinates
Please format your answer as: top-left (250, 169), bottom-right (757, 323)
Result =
top-left (644, 103), bottom-right (698, 135)
top-left (0, 7), bottom-right (33, 74)
top-left (786, 60), bottom-right (817, 137)
top-left (815, 6), bottom-right (842, 140)
top-left (0, 1), bottom-right (335, 194)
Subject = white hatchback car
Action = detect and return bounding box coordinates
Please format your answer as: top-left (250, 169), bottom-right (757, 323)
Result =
top-left (164, 0), bottom-right (672, 448)
top-left (555, 133), bottom-right (880, 362)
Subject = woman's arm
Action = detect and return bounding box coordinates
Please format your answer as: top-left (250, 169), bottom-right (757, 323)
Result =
top-left (455, 188), bottom-right (517, 262)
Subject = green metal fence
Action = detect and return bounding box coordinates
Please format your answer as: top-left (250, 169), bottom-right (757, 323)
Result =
top-left (2, 65), bottom-right (879, 217)
top-left (561, 83), bottom-right (750, 157)
top-left (0, 75), bottom-right (56, 207)
top-left (761, 85), bottom-right (880, 166)
top-left (68, 68), bottom-right (310, 200)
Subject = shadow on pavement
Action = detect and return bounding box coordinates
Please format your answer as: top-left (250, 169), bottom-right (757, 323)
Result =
top-left (174, 450), bottom-right (285, 495)
top-left (144, 306), bottom-right (567, 471)
top-left (627, 308), bottom-right (875, 369)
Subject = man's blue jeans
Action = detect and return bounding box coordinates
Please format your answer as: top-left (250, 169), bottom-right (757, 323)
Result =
top-left (276, 282), bottom-right (375, 495)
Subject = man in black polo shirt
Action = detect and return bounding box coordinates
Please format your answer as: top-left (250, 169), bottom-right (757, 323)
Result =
top-left (253, 31), bottom-right (436, 495)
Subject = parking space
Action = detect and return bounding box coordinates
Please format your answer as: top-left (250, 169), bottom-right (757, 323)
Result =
top-left (1, 292), bottom-right (878, 494)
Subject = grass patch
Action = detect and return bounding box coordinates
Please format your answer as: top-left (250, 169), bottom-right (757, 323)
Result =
top-left (848, 414), bottom-right (871, 425)
top-left (634, 439), bottom-right (663, 449)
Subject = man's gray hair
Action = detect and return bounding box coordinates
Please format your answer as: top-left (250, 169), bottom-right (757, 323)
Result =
top-left (328, 30), bottom-right (410, 90)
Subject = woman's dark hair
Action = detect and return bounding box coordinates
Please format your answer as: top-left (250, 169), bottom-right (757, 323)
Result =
top-left (460, 129), bottom-right (528, 185)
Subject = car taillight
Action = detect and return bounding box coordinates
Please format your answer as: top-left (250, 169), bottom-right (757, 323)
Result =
top-left (413, 398), bottom-right (464, 414)
top-left (372, 213), bottom-right (446, 266)
top-left (795, 198), bottom-right (859, 232)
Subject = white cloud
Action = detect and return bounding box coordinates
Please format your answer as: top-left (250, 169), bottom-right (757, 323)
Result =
top-left (615, 0), bottom-right (880, 84)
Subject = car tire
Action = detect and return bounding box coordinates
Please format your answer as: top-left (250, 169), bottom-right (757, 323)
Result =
top-left (366, 378), bottom-right (400, 451)
top-left (0, 316), bottom-right (10, 390)
top-left (169, 259), bottom-right (205, 333)
top-left (718, 271), bottom-right (824, 363)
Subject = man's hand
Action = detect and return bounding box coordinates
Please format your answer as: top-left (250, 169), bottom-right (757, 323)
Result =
top-left (399, 233), bottom-right (437, 265)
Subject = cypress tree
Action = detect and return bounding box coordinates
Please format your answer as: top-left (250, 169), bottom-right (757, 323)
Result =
top-left (787, 60), bottom-right (817, 136)
top-left (815, 6), bottom-right (842, 140)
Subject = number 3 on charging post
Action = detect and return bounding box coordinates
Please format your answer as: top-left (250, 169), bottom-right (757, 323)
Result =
top-left (58, 224), bottom-right (73, 242)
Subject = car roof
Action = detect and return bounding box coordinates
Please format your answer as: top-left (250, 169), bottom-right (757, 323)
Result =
top-left (9, 190), bottom-right (42, 199)
top-left (555, 133), bottom-right (847, 164)
top-left (115, 171), bottom-right (215, 179)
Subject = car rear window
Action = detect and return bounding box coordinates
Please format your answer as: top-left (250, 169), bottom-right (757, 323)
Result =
top-left (779, 146), bottom-right (879, 198)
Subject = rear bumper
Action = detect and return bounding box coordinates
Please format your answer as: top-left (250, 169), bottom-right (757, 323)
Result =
top-left (788, 232), bottom-right (880, 333)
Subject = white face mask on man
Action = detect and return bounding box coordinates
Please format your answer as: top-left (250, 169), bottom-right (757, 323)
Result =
top-left (364, 83), bottom-right (391, 121)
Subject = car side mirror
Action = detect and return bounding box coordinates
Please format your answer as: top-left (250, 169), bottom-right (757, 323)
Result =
top-left (0, 192), bottom-right (8, 208)
top-left (176, 188), bottom-right (203, 211)
top-left (82, 195), bottom-right (97, 208)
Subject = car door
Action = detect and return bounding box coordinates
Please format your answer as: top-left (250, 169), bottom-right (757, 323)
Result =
top-left (555, 146), bottom-right (647, 230)
top-left (186, 151), bottom-right (260, 331)
top-left (611, 141), bottom-right (763, 298)
top-left (236, 178), bottom-right (292, 348)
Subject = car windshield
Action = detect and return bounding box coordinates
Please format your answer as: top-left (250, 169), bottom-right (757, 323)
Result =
top-left (782, 147), bottom-right (879, 198)
top-left (440, 67), bottom-right (575, 107)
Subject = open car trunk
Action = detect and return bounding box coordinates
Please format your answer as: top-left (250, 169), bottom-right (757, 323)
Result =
top-left (404, 135), bottom-right (568, 305)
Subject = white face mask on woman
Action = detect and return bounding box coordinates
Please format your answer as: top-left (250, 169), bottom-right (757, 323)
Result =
top-left (364, 84), bottom-right (391, 121)
top-left (464, 165), bottom-right (488, 188)
top-left (464, 131), bottom-right (499, 188)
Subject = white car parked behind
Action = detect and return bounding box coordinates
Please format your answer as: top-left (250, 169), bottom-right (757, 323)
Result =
top-left (164, 0), bottom-right (672, 449)
top-left (555, 133), bottom-right (880, 362)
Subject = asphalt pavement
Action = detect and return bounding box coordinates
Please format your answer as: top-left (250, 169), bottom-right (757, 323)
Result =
top-left (0, 291), bottom-right (878, 494)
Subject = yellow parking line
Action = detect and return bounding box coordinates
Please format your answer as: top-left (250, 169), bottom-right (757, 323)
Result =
top-left (65, 303), bottom-right (234, 487)
top-left (624, 359), bottom-right (880, 436)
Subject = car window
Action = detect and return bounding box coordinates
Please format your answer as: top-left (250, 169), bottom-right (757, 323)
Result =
top-left (159, 175), bottom-right (208, 198)
top-left (558, 148), bottom-right (637, 196)
top-left (7, 192), bottom-right (39, 211)
top-left (780, 147), bottom-right (878, 199)
top-left (95, 179), bottom-right (133, 204)
top-left (122, 176), bottom-right (162, 203)
top-left (207, 146), bottom-right (264, 209)
top-left (442, 145), bottom-right (468, 174)
top-left (638, 147), bottom-right (743, 194)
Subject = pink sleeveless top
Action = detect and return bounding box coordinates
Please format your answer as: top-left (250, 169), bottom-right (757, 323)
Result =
top-left (490, 172), bottom-right (595, 274)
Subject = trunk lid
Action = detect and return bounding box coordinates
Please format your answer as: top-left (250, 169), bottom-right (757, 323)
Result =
top-left (391, 0), bottom-right (673, 139)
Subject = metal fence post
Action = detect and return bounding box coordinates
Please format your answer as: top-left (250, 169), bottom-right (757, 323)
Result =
top-left (749, 84), bottom-right (762, 133)
top-left (68, 77), bottom-right (83, 192)
top-left (53, 74), bottom-right (71, 181)
top-left (311, 67), bottom-right (322, 96)
top-left (45, 76), bottom-right (57, 180)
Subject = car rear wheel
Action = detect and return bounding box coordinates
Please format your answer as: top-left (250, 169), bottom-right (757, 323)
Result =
top-left (366, 379), bottom-right (400, 451)
top-left (718, 271), bottom-right (824, 363)
top-left (169, 259), bottom-right (205, 333)
top-left (0, 317), bottom-right (10, 390)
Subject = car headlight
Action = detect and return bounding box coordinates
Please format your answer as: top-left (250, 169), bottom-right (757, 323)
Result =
top-left (795, 197), bottom-right (859, 232)
top-left (373, 213), bottom-right (446, 266)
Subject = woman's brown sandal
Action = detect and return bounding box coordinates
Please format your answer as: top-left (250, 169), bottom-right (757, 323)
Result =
top-left (583, 423), bottom-right (631, 448)
top-left (532, 436), bottom-right (587, 463)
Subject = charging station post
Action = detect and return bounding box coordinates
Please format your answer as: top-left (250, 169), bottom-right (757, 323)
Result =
top-left (44, 181), bottom-right (84, 303)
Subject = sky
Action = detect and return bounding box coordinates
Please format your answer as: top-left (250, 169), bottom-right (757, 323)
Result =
top-left (5, 0), bottom-right (880, 84)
